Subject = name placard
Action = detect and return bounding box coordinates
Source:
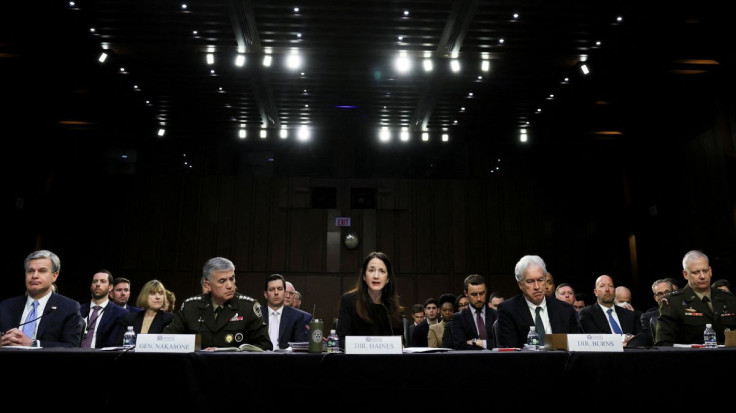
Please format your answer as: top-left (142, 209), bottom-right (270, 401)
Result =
top-left (566, 334), bottom-right (623, 352)
top-left (345, 335), bottom-right (403, 354)
top-left (135, 334), bottom-right (197, 353)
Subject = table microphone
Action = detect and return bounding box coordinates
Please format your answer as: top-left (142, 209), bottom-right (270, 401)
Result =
top-left (1, 306), bottom-right (57, 336)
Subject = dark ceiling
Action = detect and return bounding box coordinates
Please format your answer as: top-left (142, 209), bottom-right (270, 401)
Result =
top-left (1, 1), bottom-right (732, 178)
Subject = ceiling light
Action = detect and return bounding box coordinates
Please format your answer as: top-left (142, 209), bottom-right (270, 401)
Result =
top-left (297, 125), bottom-right (310, 141)
top-left (441, 134), bottom-right (449, 142)
top-left (450, 59), bottom-right (460, 72)
top-left (263, 55), bottom-right (272, 67)
top-left (520, 128), bottom-right (528, 143)
top-left (235, 54), bottom-right (245, 67)
top-left (379, 127), bottom-right (390, 142)
top-left (286, 49), bottom-right (302, 69)
top-left (157, 128), bottom-right (166, 137)
top-left (239, 128), bottom-right (246, 139)
top-left (580, 64), bottom-right (590, 75)
top-left (423, 59), bottom-right (433, 72)
top-left (481, 60), bottom-right (490, 72)
top-left (422, 132), bottom-right (429, 142)
top-left (260, 129), bottom-right (267, 139)
top-left (206, 53), bottom-right (214, 65)
top-left (98, 52), bottom-right (108, 63)
top-left (395, 51), bottom-right (411, 73)
top-left (400, 127), bottom-right (409, 142)
top-left (280, 126), bottom-right (288, 139)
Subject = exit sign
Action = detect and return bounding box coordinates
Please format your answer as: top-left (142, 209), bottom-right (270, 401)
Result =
top-left (336, 217), bottom-right (351, 227)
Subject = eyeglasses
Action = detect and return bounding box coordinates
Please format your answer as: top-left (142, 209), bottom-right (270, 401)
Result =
top-left (654, 291), bottom-right (671, 297)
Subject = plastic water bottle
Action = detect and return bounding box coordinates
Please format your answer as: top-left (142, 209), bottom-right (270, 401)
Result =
top-left (704, 323), bottom-right (717, 348)
top-left (326, 329), bottom-right (340, 353)
top-left (526, 326), bottom-right (540, 351)
top-left (123, 326), bottom-right (136, 349)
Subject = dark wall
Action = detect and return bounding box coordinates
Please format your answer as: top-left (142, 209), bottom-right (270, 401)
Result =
top-left (2, 100), bottom-right (735, 321)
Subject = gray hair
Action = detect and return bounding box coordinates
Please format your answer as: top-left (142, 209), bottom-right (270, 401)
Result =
top-left (514, 255), bottom-right (547, 282)
top-left (682, 250), bottom-right (708, 270)
top-left (650, 278), bottom-right (673, 293)
top-left (25, 250), bottom-right (61, 273)
top-left (203, 257), bottom-right (235, 281)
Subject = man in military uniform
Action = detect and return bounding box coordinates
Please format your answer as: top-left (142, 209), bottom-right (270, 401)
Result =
top-left (164, 257), bottom-right (272, 350)
top-left (655, 250), bottom-right (736, 346)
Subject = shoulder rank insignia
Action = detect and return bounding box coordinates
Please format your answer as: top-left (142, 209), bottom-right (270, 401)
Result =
top-left (253, 301), bottom-right (263, 318)
top-left (236, 293), bottom-right (256, 302)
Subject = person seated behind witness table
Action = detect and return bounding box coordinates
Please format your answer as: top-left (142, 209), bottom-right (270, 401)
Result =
top-left (488, 291), bottom-right (505, 310)
top-left (116, 279), bottom-right (174, 343)
top-left (573, 293), bottom-right (587, 312)
top-left (640, 278), bottom-right (674, 343)
top-left (291, 290), bottom-right (303, 309)
top-left (406, 303), bottom-right (425, 347)
top-left (555, 283), bottom-right (575, 304)
top-left (614, 286), bottom-right (635, 311)
top-left (441, 294), bottom-right (470, 348)
top-left (497, 255), bottom-right (579, 348)
top-left (336, 251), bottom-right (404, 350)
top-left (578, 275), bottom-right (649, 347)
top-left (429, 293), bottom-right (456, 348)
top-left (263, 273), bottom-right (311, 349)
top-left (80, 269), bottom-right (129, 348)
top-left (110, 277), bottom-right (142, 312)
top-left (656, 250), bottom-right (736, 346)
top-left (0, 250), bottom-right (84, 348)
top-left (163, 257), bottom-right (272, 350)
top-left (163, 289), bottom-right (176, 312)
top-left (544, 272), bottom-right (556, 297)
top-left (712, 279), bottom-right (731, 293)
top-left (411, 297), bottom-right (439, 347)
top-left (450, 274), bottom-right (496, 350)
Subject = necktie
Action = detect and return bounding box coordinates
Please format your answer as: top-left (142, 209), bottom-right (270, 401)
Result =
top-left (535, 307), bottom-right (546, 345)
top-left (269, 311), bottom-right (280, 349)
top-left (476, 310), bottom-right (487, 340)
top-left (607, 308), bottom-right (623, 334)
top-left (703, 296), bottom-right (713, 312)
top-left (214, 306), bottom-right (222, 319)
top-left (22, 301), bottom-right (39, 339)
top-left (82, 305), bottom-right (101, 348)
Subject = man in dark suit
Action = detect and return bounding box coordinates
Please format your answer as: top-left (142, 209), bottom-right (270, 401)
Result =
top-left (110, 277), bottom-right (142, 312)
top-left (411, 297), bottom-right (439, 347)
top-left (640, 278), bottom-right (675, 344)
top-left (0, 250), bottom-right (84, 348)
top-left (80, 269), bottom-right (129, 348)
top-left (263, 274), bottom-right (312, 349)
top-left (451, 274), bottom-right (496, 350)
top-left (497, 255), bottom-right (579, 348)
top-left (578, 275), bottom-right (649, 347)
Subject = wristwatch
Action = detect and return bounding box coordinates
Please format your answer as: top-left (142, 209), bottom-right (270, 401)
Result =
top-left (472, 338), bottom-right (477, 346)
top-left (31, 339), bottom-right (38, 347)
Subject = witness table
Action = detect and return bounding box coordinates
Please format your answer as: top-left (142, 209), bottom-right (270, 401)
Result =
top-left (4, 346), bottom-right (733, 410)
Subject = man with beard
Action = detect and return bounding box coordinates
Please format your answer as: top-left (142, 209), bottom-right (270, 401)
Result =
top-left (578, 275), bottom-right (648, 347)
top-left (80, 269), bottom-right (129, 348)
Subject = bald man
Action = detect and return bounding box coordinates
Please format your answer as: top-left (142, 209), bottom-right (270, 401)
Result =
top-left (578, 275), bottom-right (648, 347)
top-left (614, 286), bottom-right (634, 311)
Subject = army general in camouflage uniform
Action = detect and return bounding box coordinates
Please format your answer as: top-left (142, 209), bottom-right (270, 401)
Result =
top-left (164, 257), bottom-right (272, 350)
top-left (655, 250), bottom-right (736, 346)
